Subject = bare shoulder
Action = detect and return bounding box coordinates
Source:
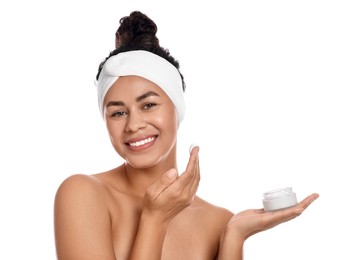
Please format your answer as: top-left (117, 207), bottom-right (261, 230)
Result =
top-left (54, 172), bottom-right (116, 220)
top-left (54, 173), bottom-right (116, 259)
top-left (56, 173), bottom-right (99, 190)
top-left (193, 196), bottom-right (234, 225)
top-left (55, 173), bottom-right (103, 203)
top-left (54, 173), bottom-right (109, 229)
top-left (166, 196), bottom-right (233, 257)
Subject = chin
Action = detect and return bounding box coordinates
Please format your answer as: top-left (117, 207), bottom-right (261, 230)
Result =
top-left (125, 155), bottom-right (160, 169)
top-left (127, 161), bottom-right (158, 170)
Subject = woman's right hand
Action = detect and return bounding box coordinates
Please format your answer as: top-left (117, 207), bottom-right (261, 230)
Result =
top-left (142, 146), bottom-right (200, 224)
top-left (128, 146), bottom-right (200, 260)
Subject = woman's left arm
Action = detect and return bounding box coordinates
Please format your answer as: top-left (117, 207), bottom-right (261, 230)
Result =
top-left (217, 193), bottom-right (319, 260)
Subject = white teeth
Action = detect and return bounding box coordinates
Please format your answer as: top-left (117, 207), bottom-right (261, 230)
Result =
top-left (129, 137), bottom-right (155, 147)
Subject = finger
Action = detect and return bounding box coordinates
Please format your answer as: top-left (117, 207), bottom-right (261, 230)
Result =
top-left (179, 145), bottom-right (199, 183)
top-left (298, 193), bottom-right (319, 211)
top-left (146, 169), bottom-right (178, 201)
top-left (189, 143), bottom-right (199, 154)
top-left (188, 149), bottom-right (200, 196)
top-left (288, 193), bottom-right (319, 216)
top-left (266, 193), bottom-right (319, 224)
top-left (167, 145), bottom-right (199, 197)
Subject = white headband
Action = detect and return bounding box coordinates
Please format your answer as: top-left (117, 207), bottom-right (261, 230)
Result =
top-left (96, 50), bottom-right (186, 122)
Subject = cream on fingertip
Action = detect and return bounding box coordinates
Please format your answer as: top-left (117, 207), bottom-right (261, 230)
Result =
top-left (189, 143), bottom-right (199, 154)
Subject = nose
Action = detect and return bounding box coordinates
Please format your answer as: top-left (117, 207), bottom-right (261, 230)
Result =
top-left (125, 110), bottom-right (147, 132)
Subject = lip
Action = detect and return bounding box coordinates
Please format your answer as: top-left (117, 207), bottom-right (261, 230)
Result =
top-left (125, 135), bottom-right (157, 152)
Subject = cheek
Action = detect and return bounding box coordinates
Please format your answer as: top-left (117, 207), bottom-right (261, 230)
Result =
top-left (168, 107), bottom-right (179, 130)
top-left (156, 104), bottom-right (178, 124)
top-left (106, 121), bottom-right (124, 145)
top-left (156, 107), bottom-right (179, 135)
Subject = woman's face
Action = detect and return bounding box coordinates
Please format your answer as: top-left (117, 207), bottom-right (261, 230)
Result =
top-left (103, 75), bottom-right (179, 168)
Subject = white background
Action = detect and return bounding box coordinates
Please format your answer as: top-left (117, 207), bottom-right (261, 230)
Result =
top-left (0, 0), bottom-right (344, 259)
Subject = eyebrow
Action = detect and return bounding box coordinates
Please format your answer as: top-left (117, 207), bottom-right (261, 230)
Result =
top-left (106, 91), bottom-right (160, 108)
top-left (136, 91), bottom-right (160, 102)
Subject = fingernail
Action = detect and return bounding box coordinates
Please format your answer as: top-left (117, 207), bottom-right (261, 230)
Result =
top-left (189, 143), bottom-right (199, 154)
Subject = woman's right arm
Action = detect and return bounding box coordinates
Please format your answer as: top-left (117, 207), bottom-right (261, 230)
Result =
top-left (128, 146), bottom-right (201, 260)
top-left (54, 147), bottom-right (200, 260)
top-left (54, 174), bottom-right (117, 260)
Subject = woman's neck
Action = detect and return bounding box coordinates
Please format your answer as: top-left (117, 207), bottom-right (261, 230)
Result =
top-left (122, 151), bottom-right (178, 197)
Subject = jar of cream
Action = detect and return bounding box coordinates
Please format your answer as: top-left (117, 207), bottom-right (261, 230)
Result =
top-left (262, 187), bottom-right (298, 212)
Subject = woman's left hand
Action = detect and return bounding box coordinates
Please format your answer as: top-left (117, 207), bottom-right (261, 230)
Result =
top-left (227, 193), bottom-right (319, 240)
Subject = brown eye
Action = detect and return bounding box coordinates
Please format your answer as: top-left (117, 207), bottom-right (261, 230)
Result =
top-left (111, 111), bottom-right (127, 117)
top-left (143, 103), bottom-right (157, 110)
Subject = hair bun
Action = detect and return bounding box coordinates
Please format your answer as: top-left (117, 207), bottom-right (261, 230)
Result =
top-left (116, 11), bottom-right (159, 49)
top-left (97, 11), bottom-right (186, 92)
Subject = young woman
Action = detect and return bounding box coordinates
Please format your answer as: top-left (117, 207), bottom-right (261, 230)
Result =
top-left (54, 11), bottom-right (319, 260)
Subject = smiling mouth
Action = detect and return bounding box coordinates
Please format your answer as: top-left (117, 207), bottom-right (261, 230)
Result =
top-left (127, 136), bottom-right (156, 147)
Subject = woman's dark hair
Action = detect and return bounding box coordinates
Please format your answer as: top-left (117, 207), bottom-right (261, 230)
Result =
top-left (96, 11), bottom-right (186, 92)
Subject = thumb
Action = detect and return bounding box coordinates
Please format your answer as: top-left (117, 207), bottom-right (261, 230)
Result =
top-left (146, 169), bottom-right (178, 200)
